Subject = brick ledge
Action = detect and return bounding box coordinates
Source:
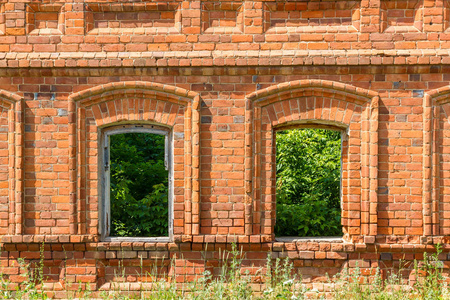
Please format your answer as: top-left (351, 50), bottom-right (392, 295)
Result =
top-left (1, 50), bottom-right (450, 68)
top-left (1, 235), bottom-right (447, 254)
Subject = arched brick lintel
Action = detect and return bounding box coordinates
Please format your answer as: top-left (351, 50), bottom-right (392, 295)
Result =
top-left (0, 89), bottom-right (22, 108)
top-left (68, 82), bottom-right (201, 239)
top-left (426, 86), bottom-right (450, 106)
top-left (245, 80), bottom-right (379, 243)
top-left (0, 89), bottom-right (23, 236)
top-left (69, 81), bottom-right (199, 107)
top-left (247, 79), bottom-right (379, 106)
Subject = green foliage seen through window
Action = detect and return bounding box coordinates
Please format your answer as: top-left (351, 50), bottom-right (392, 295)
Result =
top-left (109, 132), bottom-right (169, 237)
top-left (275, 128), bottom-right (342, 237)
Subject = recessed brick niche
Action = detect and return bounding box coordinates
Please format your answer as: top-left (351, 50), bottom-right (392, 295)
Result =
top-left (263, 1), bottom-right (360, 33)
top-left (201, 2), bottom-right (244, 33)
top-left (86, 2), bottom-right (181, 35)
top-left (380, 0), bottom-right (423, 33)
top-left (26, 4), bottom-right (64, 35)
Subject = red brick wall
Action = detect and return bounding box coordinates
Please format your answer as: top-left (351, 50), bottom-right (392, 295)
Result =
top-left (1, 0), bottom-right (450, 296)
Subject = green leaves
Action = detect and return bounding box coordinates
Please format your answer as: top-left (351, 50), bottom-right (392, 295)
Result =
top-left (108, 128), bottom-right (342, 238)
top-left (275, 128), bottom-right (342, 237)
top-left (110, 133), bottom-right (169, 237)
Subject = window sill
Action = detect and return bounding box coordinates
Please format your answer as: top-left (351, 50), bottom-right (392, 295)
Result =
top-left (275, 236), bottom-right (343, 243)
top-left (87, 27), bottom-right (180, 35)
top-left (103, 237), bottom-right (171, 243)
top-left (0, 234), bottom-right (98, 244)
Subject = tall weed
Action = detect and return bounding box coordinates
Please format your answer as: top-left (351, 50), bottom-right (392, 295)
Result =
top-left (0, 243), bottom-right (450, 299)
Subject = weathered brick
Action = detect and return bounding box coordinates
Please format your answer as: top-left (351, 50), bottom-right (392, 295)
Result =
top-left (0, 0), bottom-right (449, 296)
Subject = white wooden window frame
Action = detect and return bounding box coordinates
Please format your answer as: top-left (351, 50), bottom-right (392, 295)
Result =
top-left (99, 124), bottom-right (173, 242)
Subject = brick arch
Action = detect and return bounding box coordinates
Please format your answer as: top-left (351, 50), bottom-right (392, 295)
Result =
top-left (245, 80), bottom-right (379, 243)
top-left (70, 81), bottom-right (197, 106)
top-left (68, 81), bottom-right (201, 241)
top-left (0, 89), bottom-right (23, 236)
top-left (247, 79), bottom-right (378, 104)
top-left (423, 87), bottom-right (450, 242)
top-left (0, 89), bottom-right (22, 104)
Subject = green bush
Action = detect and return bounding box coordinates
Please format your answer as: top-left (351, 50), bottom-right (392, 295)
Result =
top-left (110, 132), bottom-right (169, 237)
top-left (275, 128), bottom-right (342, 237)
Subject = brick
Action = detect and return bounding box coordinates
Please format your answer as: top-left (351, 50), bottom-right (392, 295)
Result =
top-left (0, 0), bottom-right (449, 295)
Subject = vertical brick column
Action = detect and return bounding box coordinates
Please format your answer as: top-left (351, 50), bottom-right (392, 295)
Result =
top-left (77, 106), bottom-right (86, 236)
top-left (244, 100), bottom-right (253, 236)
top-left (0, 91), bottom-right (23, 236)
top-left (423, 93), bottom-right (432, 239)
top-left (191, 95), bottom-right (201, 236)
top-left (361, 100), bottom-right (370, 237)
top-left (361, 94), bottom-right (378, 241)
top-left (369, 96), bottom-right (379, 240)
top-left (252, 106), bottom-right (262, 236)
top-left (13, 99), bottom-right (23, 235)
top-left (432, 104), bottom-right (439, 236)
top-left (184, 101), bottom-right (192, 237)
top-left (68, 99), bottom-right (77, 235)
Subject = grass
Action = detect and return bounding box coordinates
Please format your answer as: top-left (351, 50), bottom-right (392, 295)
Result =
top-left (1, 244), bottom-right (450, 299)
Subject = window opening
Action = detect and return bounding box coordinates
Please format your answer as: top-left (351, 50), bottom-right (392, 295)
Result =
top-left (275, 128), bottom-right (342, 237)
top-left (101, 125), bottom-right (172, 240)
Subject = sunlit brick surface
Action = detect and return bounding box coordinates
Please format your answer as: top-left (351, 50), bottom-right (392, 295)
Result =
top-left (2, 0), bottom-right (450, 296)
